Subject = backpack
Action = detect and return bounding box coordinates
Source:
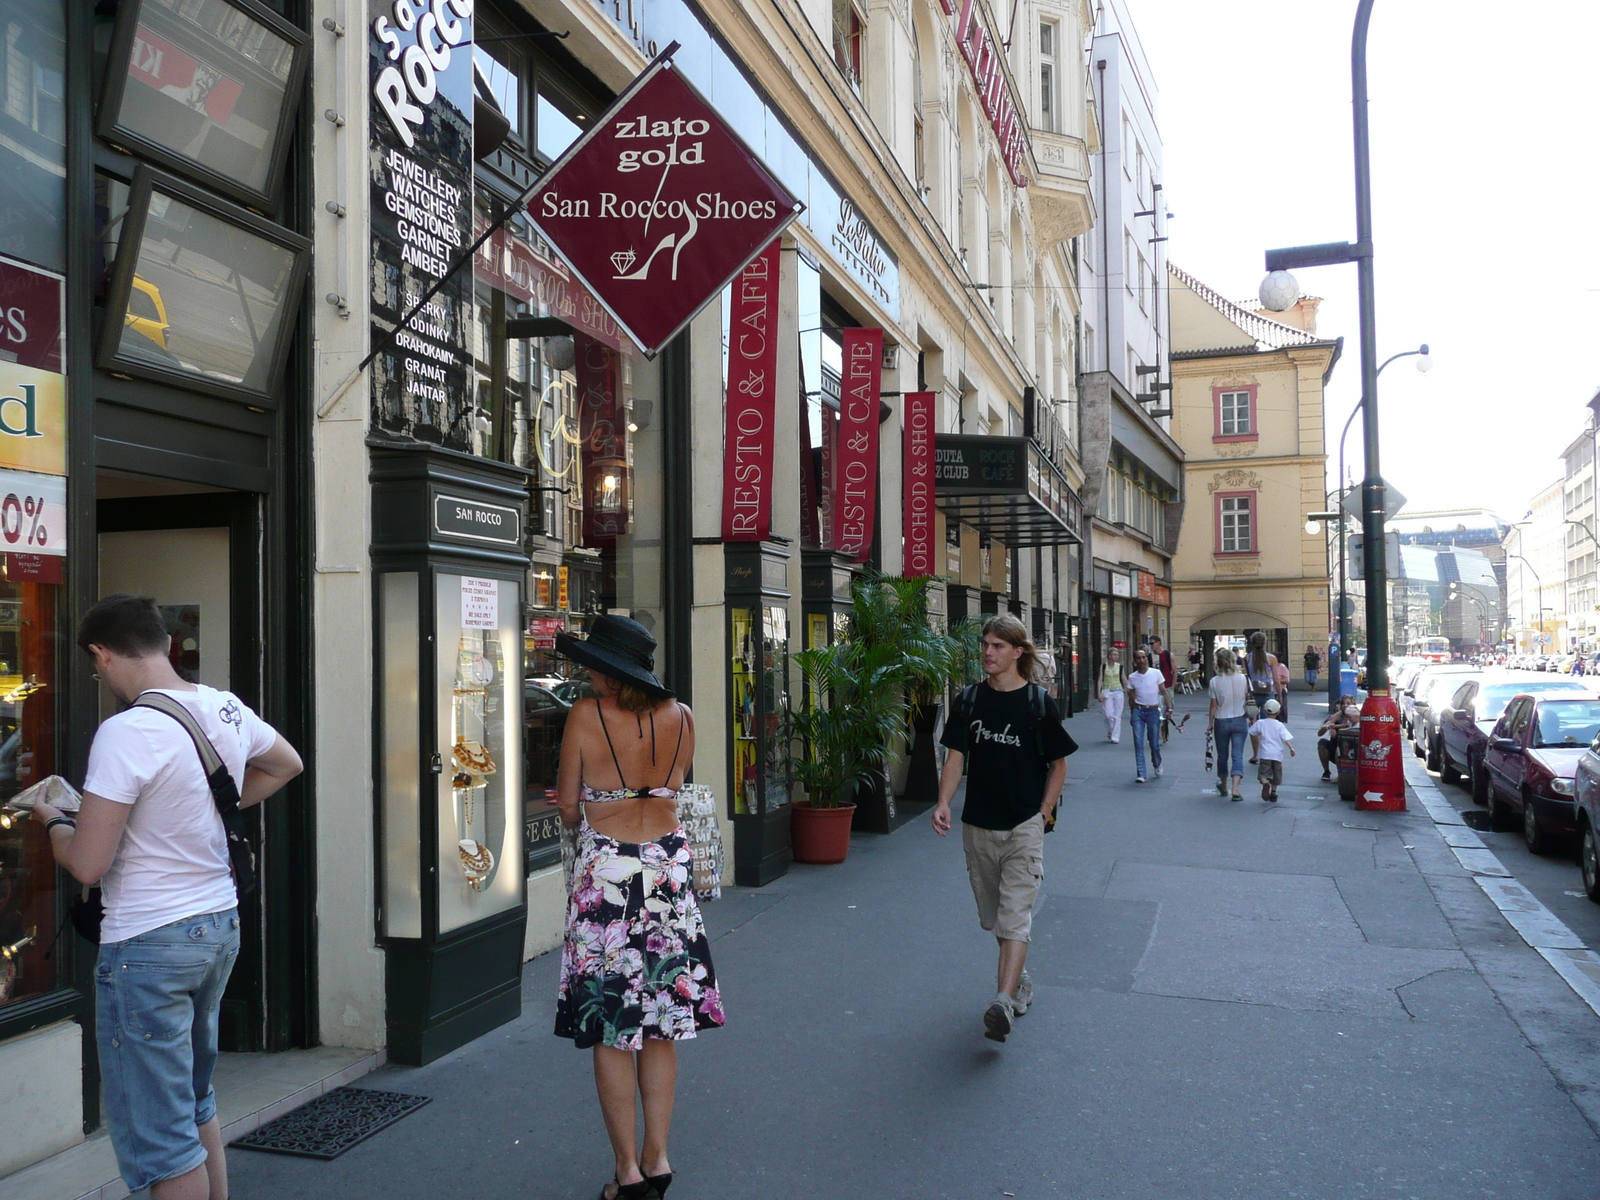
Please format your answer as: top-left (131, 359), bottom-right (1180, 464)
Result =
top-left (954, 681), bottom-right (1051, 757)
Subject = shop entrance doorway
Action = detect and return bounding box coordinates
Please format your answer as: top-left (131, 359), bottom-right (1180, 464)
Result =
top-left (97, 486), bottom-right (265, 1051)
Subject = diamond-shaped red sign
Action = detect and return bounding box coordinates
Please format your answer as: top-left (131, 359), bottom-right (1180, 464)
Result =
top-left (526, 57), bottom-right (802, 357)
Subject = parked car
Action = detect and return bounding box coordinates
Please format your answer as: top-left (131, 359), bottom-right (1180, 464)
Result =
top-left (1417, 669), bottom-right (1489, 766)
top-left (1404, 664), bottom-right (1478, 747)
top-left (1482, 693), bottom-right (1600, 853)
top-left (552, 678), bottom-right (591, 706)
top-left (524, 681), bottom-right (572, 796)
top-left (1575, 735), bottom-right (1600, 903)
top-left (1437, 674), bottom-right (1592, 799)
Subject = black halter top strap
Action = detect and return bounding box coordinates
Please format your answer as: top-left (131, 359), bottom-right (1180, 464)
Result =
top-left (594, 699), bottom-right (688, 794)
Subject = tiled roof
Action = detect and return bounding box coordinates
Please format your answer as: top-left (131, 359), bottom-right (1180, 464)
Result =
top-left (1169, 262), bottom-right (1323, 351)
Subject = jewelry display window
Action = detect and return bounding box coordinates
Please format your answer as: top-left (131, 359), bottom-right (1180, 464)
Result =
top-left (0, 577), bottom-right (60, 1009)
top-left (435, 572), bottom-right (522, 933)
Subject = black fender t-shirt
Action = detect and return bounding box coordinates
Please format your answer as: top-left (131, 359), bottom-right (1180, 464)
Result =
top-left (941, 682), bottom-right (1077, 830)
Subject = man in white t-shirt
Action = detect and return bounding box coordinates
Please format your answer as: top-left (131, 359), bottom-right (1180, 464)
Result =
top-left (1124, 647), bottom-right (1172, 783)
top-left (33, 594), bottom-right (301, 1200)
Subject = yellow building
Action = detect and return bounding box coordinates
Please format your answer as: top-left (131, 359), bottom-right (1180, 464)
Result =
top-left (1166, 265), bottom-right (1340, 670)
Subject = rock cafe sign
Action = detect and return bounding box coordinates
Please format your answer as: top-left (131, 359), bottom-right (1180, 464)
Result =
top-left (955, 0), bottom-right (1029, 186)
top-left (526, 52), bottom-right (803, 356)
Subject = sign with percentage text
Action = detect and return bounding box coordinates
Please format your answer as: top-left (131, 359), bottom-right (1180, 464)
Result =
top-left (0, 469), bottom-right (65, 557)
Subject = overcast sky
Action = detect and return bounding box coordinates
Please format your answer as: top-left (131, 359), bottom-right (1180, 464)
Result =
top-left (1129, 0), bottom-right (1600, 520)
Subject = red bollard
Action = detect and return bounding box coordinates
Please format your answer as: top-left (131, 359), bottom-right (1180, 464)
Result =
top-left (1354, 691), bottom-right (1406, 811)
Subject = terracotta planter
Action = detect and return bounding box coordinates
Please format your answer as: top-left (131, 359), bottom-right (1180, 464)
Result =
top-left (790, 801), bottom-right (857, 864)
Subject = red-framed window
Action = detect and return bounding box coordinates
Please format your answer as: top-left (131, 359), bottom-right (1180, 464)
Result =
top-left (1215, 490), bottom-right (1257, 555)
top-left (1213, 385), bottom-right (1257, 442)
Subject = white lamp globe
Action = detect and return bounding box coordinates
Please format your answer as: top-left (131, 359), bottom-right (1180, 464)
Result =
top-left (1415, 346), bottom-right (1433, 373)
top-left (1304, 519), bottom-right (1321, 536)
top-left (1258, 270), bottom-right (1301, 312)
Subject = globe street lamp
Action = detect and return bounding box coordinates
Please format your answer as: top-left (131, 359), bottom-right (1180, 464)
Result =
top-left (1261, 0), bottom-right (1405, 808)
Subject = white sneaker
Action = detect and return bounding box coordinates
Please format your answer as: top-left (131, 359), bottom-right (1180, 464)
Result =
top-left (983, 994), bottom-right (1014, 1042)
top-left (1155, 765), bottom-right (1163, 778)
top-left (1013, 971), bottom-right (1033, 1017)
top-left (1135, 775), bottom-right (1146, 784)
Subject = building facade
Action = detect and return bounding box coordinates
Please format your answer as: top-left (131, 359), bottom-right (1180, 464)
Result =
top-left (1, 0), bottom-right (1105, 1184)
top-left (1560, 428), bottom-right (1599, 653)
top-left (1166, 264), bottom-right (1339, 669)
top-left (1504, 480), bottom-right (1567, 655)
top-left (1075, 0), bottom-right (1182, 689)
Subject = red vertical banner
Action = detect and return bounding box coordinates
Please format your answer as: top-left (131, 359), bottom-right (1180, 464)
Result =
top-left (721, 240), bottom-right (782, 541)
top-left (832, 327), bottom-right (882, 562)
top-left (577, 335), bottom-right (627, 546)
top-left (902, 391), bottom-right (936, 577)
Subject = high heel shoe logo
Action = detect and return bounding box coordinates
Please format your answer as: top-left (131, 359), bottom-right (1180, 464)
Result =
top-left (611, 210), bottom-right (700, 281)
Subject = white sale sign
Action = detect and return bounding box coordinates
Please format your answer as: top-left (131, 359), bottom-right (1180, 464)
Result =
top-left (0, 469), bottom-right (65, 556)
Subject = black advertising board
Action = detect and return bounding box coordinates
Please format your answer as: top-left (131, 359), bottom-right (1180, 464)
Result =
top-left (933, 435), bottom-right (1028, 494)
top-left (368, 0), bottom-right (474, 448)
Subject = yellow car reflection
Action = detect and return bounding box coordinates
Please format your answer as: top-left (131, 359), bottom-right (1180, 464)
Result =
top-left (125, 277), bottom-right (170, 349)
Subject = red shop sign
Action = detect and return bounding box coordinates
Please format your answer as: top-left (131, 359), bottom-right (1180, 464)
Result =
top-left (954, 1), bottom-right (1028, 186)
top-left (721, 240), bottom-right (781, 541)
top-left (576, 337), bottom-right (627, 546)
top-left (902, 391), bottom-right (936, 576)
top-left (1136, 572), bottom-right (1156, 602)
top-left (526, 55), bottom-right (802, 357)
top-left (833, 328), bottom-right (882, 562)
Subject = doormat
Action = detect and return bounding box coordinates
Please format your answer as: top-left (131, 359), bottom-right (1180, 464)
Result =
top-left (232, 1086), bottom-right (431, 1160)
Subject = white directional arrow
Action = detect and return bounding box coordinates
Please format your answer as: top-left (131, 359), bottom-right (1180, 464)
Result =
top-left (1362, 791), bottom-right (1387, 805)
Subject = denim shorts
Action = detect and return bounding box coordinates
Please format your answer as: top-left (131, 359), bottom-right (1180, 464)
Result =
top-left (96, 908), bottom-right (240, 1193)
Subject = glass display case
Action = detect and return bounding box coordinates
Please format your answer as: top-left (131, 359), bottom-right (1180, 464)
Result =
top-left (800, 548), bottom-right (854, 654)
top-left (0, 575), bottom-right (59, 1011)
top-left (371, 445), bottom-right (529, 1065)
top-left (726, 542), bottom-right (792, 886)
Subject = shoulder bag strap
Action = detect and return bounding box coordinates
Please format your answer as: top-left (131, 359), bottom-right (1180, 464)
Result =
top-left (132, 692), bottom-right (257, 896)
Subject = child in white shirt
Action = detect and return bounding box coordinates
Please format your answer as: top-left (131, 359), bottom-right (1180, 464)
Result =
top-left (1248, 699), bottom-right (1296, 802)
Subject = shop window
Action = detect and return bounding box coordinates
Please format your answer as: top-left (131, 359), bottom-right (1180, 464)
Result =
top-left (832, 0), bottom-right (864, 93)
top-left (0, 573), bottom-right (61, 1009)
top-left (1213, 386), bottom-right (1257, 442)
top-left (1216, 491), bottom-right (1257, 556)
top-left (98, 0), bottom-right (309, 213)
top-left (0, 0), bottom-right (67, 273)
top-left (98, 166), bottom-right (311, 406)
top-left (535, 77), bottom-right (588, 163)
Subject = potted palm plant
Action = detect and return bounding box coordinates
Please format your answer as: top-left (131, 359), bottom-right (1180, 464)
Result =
top-left (787, 636), bottom-right (909, 862)
top-left (902, 615), bottom-right (984, 804)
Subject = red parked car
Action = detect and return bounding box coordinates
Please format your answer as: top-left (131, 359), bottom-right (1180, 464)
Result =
top-left (1481, 694), bottom-right (1600, 853)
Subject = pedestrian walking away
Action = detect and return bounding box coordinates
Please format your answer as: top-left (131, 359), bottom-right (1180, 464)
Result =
top-left (1248, 699), bottom-right (1296, 802)
top-left (1151, 636), bottom-right (1176, 691)
top-left (1242, 631), bottom-right (1280, 744)
top-left (1304, 644), bottom-right (1322, 689)
top-left (932, 615), bottom-right (1076, 1044)
top-left (1207, 646), bottom-right (1250, 800)
top-left (1125, 648), bottom-right (1172, 783)
top-left (1316, 700), bottom-right (1361, 780)
top-left (32, 594), bottom-right (303, 1200)
top-left (1097, 647), bottom-right (1126, 743)
top-left (553, 615), bottom-right (722, 1200)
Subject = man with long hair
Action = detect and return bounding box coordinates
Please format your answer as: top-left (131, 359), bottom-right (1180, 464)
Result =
top-left (932, 616), bottom-right (1076, 1043)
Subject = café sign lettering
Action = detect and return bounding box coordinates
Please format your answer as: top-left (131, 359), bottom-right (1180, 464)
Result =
top-left (526, 55), bottom-right (802, 356)
top-left (955, 0), bottom-right (1029, 186)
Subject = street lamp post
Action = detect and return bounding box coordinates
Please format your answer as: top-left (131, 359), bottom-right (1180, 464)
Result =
top-left (1265, 0), bottom-right (1407, 809)
top-left (1323, 346), bottom-right (1430, 710)
top-left (1507, 552), bottom-right (1544, 653)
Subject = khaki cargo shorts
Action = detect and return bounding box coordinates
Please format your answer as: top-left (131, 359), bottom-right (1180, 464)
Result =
top-left (961, 813), bottom-right (1045, 942)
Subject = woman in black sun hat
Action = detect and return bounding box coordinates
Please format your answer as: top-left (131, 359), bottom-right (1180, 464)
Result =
top-left (552, 614), bottom-right (722, 1200)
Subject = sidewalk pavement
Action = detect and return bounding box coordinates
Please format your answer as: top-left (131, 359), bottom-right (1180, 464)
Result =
top-left (232, 690), bottom-right (1600, 1198)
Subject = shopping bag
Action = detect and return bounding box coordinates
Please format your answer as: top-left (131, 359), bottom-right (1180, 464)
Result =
top-left (1204, 729), bottom-right (1216, 774)
top-left (678, 784), bottom-right (725, 901)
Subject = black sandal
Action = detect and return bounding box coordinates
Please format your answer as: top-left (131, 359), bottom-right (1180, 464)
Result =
top-left (599, 1179), bottom-right (652, 1200)
top-left (645, 1171), bottom-right (673, 1199)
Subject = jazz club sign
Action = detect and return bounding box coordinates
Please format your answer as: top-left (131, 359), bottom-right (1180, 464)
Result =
top-left (525, 53), bottom-right (802, 356)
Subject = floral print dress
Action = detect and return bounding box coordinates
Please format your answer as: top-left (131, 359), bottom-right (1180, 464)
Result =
top-left (555, 777), bottom-right (725, 1049)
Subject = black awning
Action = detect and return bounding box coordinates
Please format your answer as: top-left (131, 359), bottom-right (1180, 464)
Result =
top-left (934, 435), bottom-right (1083, 547)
